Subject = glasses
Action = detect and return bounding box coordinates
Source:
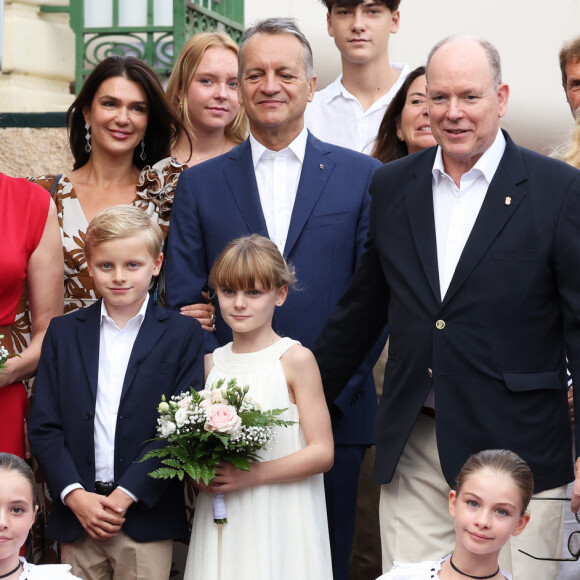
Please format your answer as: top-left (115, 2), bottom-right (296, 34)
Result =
top-left (518, 497), bottom-right (580, 562)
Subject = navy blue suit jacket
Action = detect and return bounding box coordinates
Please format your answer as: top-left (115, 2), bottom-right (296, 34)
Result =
top-left (315, 132), bottom-right (580, 491)
top-left (29, 299), bottom-right (204, 543)
top-left (166, 133), bottom-right (383, 445)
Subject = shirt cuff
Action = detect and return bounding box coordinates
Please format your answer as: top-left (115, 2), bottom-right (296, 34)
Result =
top-left (61, 483), bottom-right (84, 505)
top-left (117, 486), bottom-right (139, 503)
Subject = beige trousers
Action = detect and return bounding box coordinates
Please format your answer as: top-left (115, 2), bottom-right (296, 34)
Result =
top-left (379, 412), bottom-right (566, 579)
top-left (61, 530), bottom-right (173, 580)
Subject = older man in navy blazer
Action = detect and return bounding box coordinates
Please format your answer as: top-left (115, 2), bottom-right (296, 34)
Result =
top-left (314, 35), bottom-right (580, 579)
top-left (165, 17), bottom-right (382, 580)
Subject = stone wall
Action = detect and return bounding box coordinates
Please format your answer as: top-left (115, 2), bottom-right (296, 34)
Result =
top-left (0, 127), bottom-right (73, 178)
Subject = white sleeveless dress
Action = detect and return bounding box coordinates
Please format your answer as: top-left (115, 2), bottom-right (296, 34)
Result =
top-left (184, 337), bottom-right (333, 580)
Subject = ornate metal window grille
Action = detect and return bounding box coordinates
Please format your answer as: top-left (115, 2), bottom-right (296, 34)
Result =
top-left (40, 1), bottom-right (244, 92)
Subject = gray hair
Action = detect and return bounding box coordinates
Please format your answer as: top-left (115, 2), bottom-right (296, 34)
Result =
top-left (239, 17), bottom-right (315, 81)
top-left (426, 35), bottom-right (502, 88)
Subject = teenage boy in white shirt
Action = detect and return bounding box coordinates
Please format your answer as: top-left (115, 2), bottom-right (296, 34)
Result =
top-left (306, 0), bottom-right (409, 154)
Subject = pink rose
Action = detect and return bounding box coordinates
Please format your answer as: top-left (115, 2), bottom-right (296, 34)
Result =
top-left (204, 404), bottom-right (242, 435)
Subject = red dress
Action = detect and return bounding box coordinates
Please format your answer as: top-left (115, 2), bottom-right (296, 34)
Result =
top-left (0, 174), bottom-right (50, 458)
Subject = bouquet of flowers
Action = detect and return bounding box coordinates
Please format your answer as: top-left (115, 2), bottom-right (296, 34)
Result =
top-left (143, 378), bottom-right (294, 524)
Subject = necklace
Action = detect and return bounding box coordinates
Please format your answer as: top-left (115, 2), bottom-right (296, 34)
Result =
top-left (0, 561), bottom-right (22, 578)
top-left (192, 137), bottom-right (227, 162)
top-left (449, 555), bottom-right (499, 579)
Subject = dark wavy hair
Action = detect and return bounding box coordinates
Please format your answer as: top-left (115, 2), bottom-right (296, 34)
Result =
top-left (371, 66), bottom-right (426, 164)
top-left (67, 56), bottom-right (185, 170)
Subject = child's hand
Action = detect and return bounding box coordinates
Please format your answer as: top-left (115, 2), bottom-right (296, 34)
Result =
top-left (106, 487), bottom-right (135, 517)
top-left (202, 461), bottom-right (259, 493)
top-left (65, 488), bottom-right (125, 540)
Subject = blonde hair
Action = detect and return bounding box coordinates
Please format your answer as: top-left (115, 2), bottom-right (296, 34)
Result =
top-left (559, 118), bottom-right (580, 169)
top-left (209, 235), bottom-right (296, 293)
top-left (85, 206), bottom-right (163, 260)
top-left (166, 32), bottom-right (248, 146)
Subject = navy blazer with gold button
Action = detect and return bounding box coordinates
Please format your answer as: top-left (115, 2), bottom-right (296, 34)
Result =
top-left (315, 131), bottom-right (580, 492)
top-left (29, 299), bottom-right (204, 543)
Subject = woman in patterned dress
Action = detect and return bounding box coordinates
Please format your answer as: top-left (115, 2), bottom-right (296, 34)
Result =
top-left (30, 56), bottom-right (214, 326)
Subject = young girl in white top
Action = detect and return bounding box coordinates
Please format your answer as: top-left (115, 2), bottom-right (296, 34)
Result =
top-left (378, 449), bottom-right (533, 580)
top-left (184, 234), bottom-right (334, 580)
top-left (0, 453), bottom-right (80, 579)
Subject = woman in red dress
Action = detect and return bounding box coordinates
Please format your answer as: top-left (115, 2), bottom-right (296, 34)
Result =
top-left (0, 174), bottom-right (63, 458)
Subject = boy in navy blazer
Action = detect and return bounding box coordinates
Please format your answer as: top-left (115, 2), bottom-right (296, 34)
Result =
top-left (29, 206), bottom-right (204, 580)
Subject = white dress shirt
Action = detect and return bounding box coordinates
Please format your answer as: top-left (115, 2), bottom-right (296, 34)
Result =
top-left (61, 296), bottom-right (148, 503)
top-left (250, 128), bottom-right (308, 255)
top-left (432, 129), bottom-right (506, 299)
top-left (424, 129), bottom-right (505, 410)
top-left (304, 63), bottom-right (410, 154)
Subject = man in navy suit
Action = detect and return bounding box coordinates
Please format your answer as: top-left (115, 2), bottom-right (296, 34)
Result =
top-left (29, 207), bottom-right (204, 580)
top-left (314, 35), bottom-right (580, 579)
top-left (165, 17), bottom-right (382, 580)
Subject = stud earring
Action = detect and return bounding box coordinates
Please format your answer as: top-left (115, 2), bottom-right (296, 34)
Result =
top-left (84, 122), bottom-right (91, 153)
top-left (140, 136), bottom-right (146, 161)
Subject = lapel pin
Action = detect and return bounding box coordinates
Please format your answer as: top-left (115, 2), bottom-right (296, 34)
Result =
top-left (505, 196), bottom-right (512, 206)
top-left (319, 164), bottom-right (324, 170)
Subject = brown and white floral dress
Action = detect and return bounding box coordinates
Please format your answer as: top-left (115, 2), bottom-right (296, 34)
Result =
top-left (30, 157), bottom-right (185, 313)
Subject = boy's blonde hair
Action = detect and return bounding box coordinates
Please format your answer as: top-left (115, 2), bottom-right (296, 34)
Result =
top-left (85, 206), bottom-right (163, 260)
top-left (209, 235), bottom-right (296, 292)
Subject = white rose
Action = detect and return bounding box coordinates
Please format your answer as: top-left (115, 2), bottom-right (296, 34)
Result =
top-left (177, 396), bottom-right (191, 409)
top-left (160, 420), bottom-right (177, 437)
top-left (199, 399), bottom-right (212, 409)
top-left (211, 389), bottom-right (227, 404)
top-left (174, 408), bottom-right (191, 427)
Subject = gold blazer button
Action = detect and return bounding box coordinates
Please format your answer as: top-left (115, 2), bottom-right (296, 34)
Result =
top-left (435, 320), bottom-right (446, 330)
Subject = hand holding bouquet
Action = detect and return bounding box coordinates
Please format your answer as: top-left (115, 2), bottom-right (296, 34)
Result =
top-left (143, 378), bottom-right (294, 523)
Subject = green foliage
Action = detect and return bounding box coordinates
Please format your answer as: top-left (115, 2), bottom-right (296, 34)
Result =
top-left (141, 378), bottom-right (296, 485)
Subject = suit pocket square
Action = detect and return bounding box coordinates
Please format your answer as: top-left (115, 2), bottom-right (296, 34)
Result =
top-left (503, 371), bottom-right (562, 392)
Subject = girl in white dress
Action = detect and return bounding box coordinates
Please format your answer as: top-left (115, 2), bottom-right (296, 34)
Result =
top-left (0, 453), bottom-right (80, 579)
top-left (377, 449), bottom-right (533, 580)
top-left (184, 234), bottom-right (334, 580)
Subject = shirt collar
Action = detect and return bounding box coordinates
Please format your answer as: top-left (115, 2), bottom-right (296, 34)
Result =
top-left (323, 63), bottom-right (410, 107)
top-left (100, 293), bottom-right (149, 329)
top-left (432, 128), bottom-right (506, 186)
top-left (249, 127), bottom-right (308, 169)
